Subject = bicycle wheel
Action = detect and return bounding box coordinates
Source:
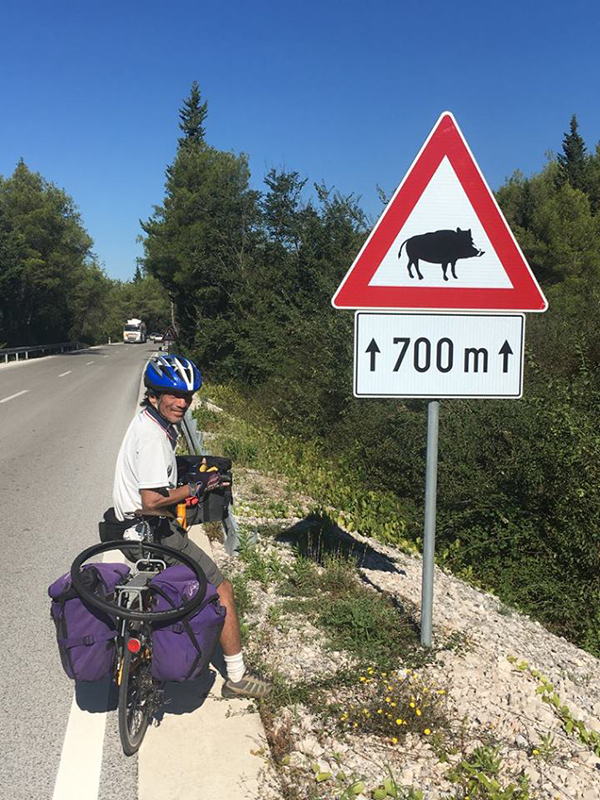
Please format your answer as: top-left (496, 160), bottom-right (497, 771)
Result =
top-left (118, 640), bottom-right (153, 756)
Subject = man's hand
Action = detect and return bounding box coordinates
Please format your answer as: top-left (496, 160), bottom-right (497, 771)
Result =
top-left (188, 458), bottom-right (229, 497)
top-left (189, 469), bottom-right (222, 497)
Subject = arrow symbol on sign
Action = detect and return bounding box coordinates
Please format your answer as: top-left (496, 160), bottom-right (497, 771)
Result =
top-left (366, 338), bottom-right (380, 372)
top-left (499, 340), bottom-right (513, 373)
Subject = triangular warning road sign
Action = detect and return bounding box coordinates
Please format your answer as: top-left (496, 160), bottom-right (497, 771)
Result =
top-left (332, 112), bottom-right (548, 312)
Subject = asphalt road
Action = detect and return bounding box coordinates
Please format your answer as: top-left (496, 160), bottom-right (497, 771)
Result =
top-left (0, 343), bottom-right (155, 800)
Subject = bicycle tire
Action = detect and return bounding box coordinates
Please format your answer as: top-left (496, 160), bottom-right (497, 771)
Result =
top-left (70, 540), bottom-right (208, 622)
top-left (118, 642), bottom-right (152, 755)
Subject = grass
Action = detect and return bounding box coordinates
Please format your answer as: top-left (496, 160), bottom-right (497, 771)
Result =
top-left (194, 385), bottom-right (417, 553)
top-left (275, 547), bottom-right (423, 671)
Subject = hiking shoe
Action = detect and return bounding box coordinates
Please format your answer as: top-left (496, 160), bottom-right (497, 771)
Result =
top-left (222, 669), bottom-right (271, 699)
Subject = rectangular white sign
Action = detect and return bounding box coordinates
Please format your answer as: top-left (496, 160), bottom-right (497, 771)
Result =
top-left (354, 312), bottom-right (525, 398)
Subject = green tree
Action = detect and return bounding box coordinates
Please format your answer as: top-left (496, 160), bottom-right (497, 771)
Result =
top-left (556, 114), bottom-right (589, 192)
top-left (262, 168), bottom-right (307, 248)
top-left (141, 83), bottom-right (260, 361)
top-left (100, 275), bottom-right (171, 341)
top-left (178, 80), bottom-right (208, 148)
top-left (0, 160), bottom-right (94, 345)
top-left (0, 193), bottom-right (25, 345)
top-left (587, 141), bottom-right (600, 212)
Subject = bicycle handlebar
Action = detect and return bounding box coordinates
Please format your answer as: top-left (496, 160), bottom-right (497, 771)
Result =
top-left (70, 541), bottom-right (209, 622)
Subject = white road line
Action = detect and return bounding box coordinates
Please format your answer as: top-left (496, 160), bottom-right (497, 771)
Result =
top-left (52, 688), bottom-right (109, 800)
top-left (58, 371), bottom-right (72, 378)
top-left (86, 361), bottom-right (94, 365)
top-left (0, 389), bottom-right (29, 403)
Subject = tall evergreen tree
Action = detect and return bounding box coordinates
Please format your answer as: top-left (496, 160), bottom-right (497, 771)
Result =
top-left (556, 114), bottom-right (589, 192)
top-left (141, 84), bottom-right (260, 360)
top-left (177, 81), bottom-right (208, 148)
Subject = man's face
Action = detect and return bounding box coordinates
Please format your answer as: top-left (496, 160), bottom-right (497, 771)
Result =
top-left (150, 391), bottom-right (194, 423)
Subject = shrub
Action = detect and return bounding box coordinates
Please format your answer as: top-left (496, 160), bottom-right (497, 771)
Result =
top-left (334, 669), bottom-right (448, 746)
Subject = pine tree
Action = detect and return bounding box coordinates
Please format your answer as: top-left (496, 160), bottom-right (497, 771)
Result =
top-left (556, 114), bottom-right (589, 192)
top-left (141, 85), bottom-right (260, 359)
top-left (177, 81), bottom-right (208, 148)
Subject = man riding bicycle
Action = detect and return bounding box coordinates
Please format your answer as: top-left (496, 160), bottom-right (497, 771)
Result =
top-left (110, 353), bottom-right (269, 700)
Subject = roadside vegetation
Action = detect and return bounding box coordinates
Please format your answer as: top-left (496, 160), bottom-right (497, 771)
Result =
top-left (5, 78), bottom-right (600, 658)
top-left (146, 86), bottom-right (600, 659)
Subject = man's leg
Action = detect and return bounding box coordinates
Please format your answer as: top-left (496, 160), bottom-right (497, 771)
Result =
top-left (215, 579), bottom-right (242, 655)
top-left (159, 524), bottom-right (270, 698)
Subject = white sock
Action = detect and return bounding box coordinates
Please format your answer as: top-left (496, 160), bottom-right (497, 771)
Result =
top-left (224, 652), bottom-right (246, 683)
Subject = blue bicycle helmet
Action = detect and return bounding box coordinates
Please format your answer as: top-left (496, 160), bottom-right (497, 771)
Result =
top-left (144, 354), bottom-right (202, 393)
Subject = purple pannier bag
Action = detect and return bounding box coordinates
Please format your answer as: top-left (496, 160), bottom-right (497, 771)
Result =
top-left (149, 565), bottom-right (226, 683)
top-left (48, 563), bottom-right (130, 681)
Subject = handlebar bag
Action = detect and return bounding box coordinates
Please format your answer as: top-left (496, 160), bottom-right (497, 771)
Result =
top-left (176, 455), bottom-right (233, 528)
top-left (48, 563), bottom-right (130, 681)
top-left (186, 488), bottom-right (231, 525)
top-left (149, 565), bottom-right (226, 682)
top-left (176, 455), bottom-right (233, 524)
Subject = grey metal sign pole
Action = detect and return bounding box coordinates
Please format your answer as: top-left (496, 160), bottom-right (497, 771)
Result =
top-left (420, 400), bottom-right (440, 647)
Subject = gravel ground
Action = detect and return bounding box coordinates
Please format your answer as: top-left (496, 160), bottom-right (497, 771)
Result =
top-left (207, 464), bottom-right (600, 800)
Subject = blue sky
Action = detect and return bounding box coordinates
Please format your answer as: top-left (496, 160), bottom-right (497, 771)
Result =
top-left (1, 0), bottom-right (599, 281)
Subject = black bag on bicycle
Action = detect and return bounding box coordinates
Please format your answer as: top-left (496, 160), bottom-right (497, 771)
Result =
top-left (48, 563), bottom-right (130, 681)
top-left (98, 507), bottom-right (133, 542)
top-left (176, 455), bottom-right (233, 525)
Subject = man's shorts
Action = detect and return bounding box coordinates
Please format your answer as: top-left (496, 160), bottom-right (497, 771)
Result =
top-left (158, 519), bottom-right (224, 588)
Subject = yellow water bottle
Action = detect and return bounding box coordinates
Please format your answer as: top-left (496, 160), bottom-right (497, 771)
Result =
top-left (176, 502), bottom-right (187, 530)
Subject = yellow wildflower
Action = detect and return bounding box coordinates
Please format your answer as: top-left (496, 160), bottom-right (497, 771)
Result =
top-left (385, 697), bottom-right (391, 703)
top-left (367, 667), bottom-right (374, 674)
top-left (396, 718), bottom-right (403, 725)
top-left (409, 702), bottom-right (415, 708)
top-left (360, 676), bottom-right (366, 682)
top-left (377, 709), bottom-right (383, 714)
top-left (424, 728), bottom-right (431, 735)
top-left (391, 737), bottom-right (398, 744)
top-left (416, 709), bottom-right (422, 717)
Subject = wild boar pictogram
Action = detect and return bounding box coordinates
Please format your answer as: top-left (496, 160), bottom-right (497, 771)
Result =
top-left (398, 228), bottom-right (485, 281)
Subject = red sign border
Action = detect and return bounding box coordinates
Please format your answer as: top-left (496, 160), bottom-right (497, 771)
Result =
top-left (332, 112), bottom-right (548, 312)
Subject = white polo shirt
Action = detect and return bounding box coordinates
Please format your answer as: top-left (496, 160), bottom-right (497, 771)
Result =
top-left (113, 407), bottom-right (178, 521)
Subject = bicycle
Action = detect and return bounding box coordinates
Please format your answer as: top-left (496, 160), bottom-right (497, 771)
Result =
top-left (70, 529), bottom-right (207, 755)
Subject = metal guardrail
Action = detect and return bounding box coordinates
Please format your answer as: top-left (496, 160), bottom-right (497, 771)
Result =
top-left (182, 409), bottom-right (241, 556)
top-left (0, 341), bottom-right (85, 363)
top-left (181, 411), bottom-right (204, 455)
